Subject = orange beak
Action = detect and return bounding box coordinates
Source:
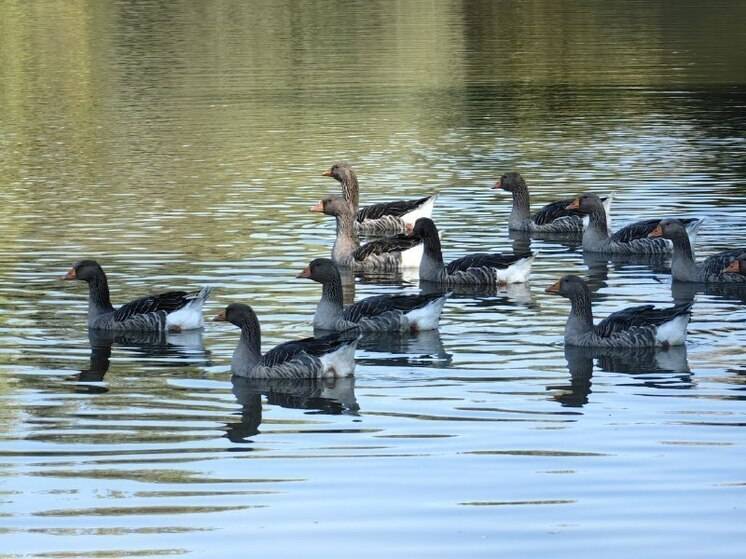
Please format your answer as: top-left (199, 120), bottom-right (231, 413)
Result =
top-left (405, 223), bottom-right (415, 236)
top-left (545, 280), bottom-right (561, 294)
top-left (565, 198), bottom-right (580, 211)
top-left (212, 311), bottom-right (227, 322)
top-left (725, 260), bottom-right (742, 273)
top-left (61, 267), bottom-right (76, 280)
top-left (322, 169), bottom-right (332, 177)
top-left (648, 225), bottom-right (663, 238)
top-left (296, 266), bottom-right (312, 279)
top-left (491, 179), bottom-right (503, 190)
top-left (310, 200), bottom-right (324, 212)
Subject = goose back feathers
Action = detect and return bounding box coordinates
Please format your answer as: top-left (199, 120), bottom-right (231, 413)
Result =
top-left (323, 162), bottom-right (436, 235)
top-left (569, 193), bottom-right (700, 255)
top-left (298, 258), bottom-right (448, 332)
top-left (311, 196), bottom-right (423, 271)
top-left (546, 275), bottom-right (692, 347)
top-left (62, 260), bottom-right (212, 332)
top-left (649, 219), bottom-right (746, 283)
top-left (215, 303), bottom-right (357, 378)
top-left (495, 172), bottom-right (612, 234)
top-left (412, 218), bottom-right (534, 286)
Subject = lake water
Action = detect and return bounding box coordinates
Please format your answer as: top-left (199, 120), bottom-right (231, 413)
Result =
top-left (1, 1), bottom-right (745, 557)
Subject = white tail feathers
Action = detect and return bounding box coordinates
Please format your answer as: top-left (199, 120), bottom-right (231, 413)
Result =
top-left (405, 292), bottom-right (450, 331)
top-left (655, 315), bottom-right (690, 347)
top-left (166, 286), bottom-right (213, 331)
top-left (402, 194), bottom-right (437, 225)
top-left (496, 253), bottom-right (536, 284)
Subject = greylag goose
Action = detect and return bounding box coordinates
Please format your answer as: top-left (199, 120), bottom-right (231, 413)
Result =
top-left (62, 260), bottom-right (212, 332)
top-left (412, 218), bottom-right (534, 286)
top-left (323, 162), bottom-right (436, 235)
top-left (567, 193), bottom-right (701, 254)
top-left (546, 275), bottom-right (692, 347)
top-left (214, 303), bottom-right (358, 379)
top-left (648, 219), bottom-right (746, 283)
top-left (494, 172), bottom-right (612, 234)
top-left (311, 196), bottom-right (423, 271)
top-left (297, 258), bottom-right (449, 332)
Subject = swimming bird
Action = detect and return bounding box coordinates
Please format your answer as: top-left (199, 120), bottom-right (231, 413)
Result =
top-left (494, 172), bottom-right (612, 233)
top-left (648, 219), bottom-right (746, 283)
top-left (297, 258), bottom-right (449, 332)
top-left (62, 260), bottom-right (212, 332)
top-left (311, 195), bottom-right (423, 271)
top-left (323, 162), bottom-right (436, 235)
top-left (412, 218), bottom-right (534, 286)
top-left (214, 303), bottom-right (358, 378)
top-left (546, 275), bottom-right (692, 347)
top-left (567, 193), bottom-right (701, 254)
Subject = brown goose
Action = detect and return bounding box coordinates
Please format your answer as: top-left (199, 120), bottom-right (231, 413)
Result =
top-left (323, 162), bottom-right (436, 235)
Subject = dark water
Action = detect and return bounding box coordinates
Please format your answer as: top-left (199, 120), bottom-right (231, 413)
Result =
top-left (1, 1), bottom-right (745, 557)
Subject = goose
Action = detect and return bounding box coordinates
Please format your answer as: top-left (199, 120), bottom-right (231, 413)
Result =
top-left (310, 195), bottom-right (423, 271)
top-left (411, 218), bottom-right (534, 286)
top-left (323, 162), bottom-right (436, 235)
top-left (62, 260), bottom-right (212, 332)
top-left (213, 303), bottom-right (358, 379)
top-left (297, 258), bottom-right (449, 332)
top-left (567, 193), bottom-right (701, 254)
top-left (546, 275), bottom-right (692, 347)
top-left (648, 219), bottom-right (746, 283)
top-left (494, 172), bottom-right (613, 234)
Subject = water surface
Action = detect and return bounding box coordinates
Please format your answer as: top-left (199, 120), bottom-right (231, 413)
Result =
top-left (1, 1), bottom-right (745, 557)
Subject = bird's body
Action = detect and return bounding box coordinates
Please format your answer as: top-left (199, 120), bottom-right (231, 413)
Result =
top-left (495, 172), bottom-right (612, 234)
top-left (546, 275), bottom-right (692, 348)
top-left (62, 260), bottom-right (211, 332)
top-left (649, 219), bottom-right (746, 283)
top-left (215, 303), bottom-right (358, 379)
top-left (412, 218), bottom-right (534, 286)
top-left (298, 258), bottom-right (448, 332)
top-left (311, 196), bottom-right (423, 271)
top-left (569, 193), bottom-right (701, 255)
top-left (323, 162), bottom-right (436, 235)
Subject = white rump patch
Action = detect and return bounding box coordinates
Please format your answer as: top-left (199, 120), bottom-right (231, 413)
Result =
top-left (405, 293), bottom-right (449, 331)
top-left (320, 341), bottom-right (358, 378)
top-left (655, 315), bottom-right (689, 346)
top-left (401, 194), bottom-right (437, 225)
top-left (495, 254), bottom-right (535, 284)
top-left (401, 242), bottom-right (424, 269)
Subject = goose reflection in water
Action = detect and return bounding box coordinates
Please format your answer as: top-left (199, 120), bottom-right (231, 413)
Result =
top-left (582, 251), bottom-right (671, 295)
top-left (71, 329), bottom-right (210, 389)
top-left (420, 280), bottom-right (533, 306)
top-left (671, 280), bottom-right (746, 306)
top-left (550, 345), bottom-right (691, 407)
top-left (226, 376), bottom-right (358, 442)
top-left (352, 329), bottom-right (452, 368)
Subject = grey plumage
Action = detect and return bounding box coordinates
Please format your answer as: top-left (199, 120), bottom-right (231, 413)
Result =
top-left (413, 218), bottom-right (534, 286)
top-left (323, 162), bottom-right (435, 235)
top-left (62, 260), bottom-right (212, 332)
top-left (215, 303), bottom-right (358, 379)
top-left (650, 219), bottom-right (746, 283)
top-left (547, 275), bottom-right (692, 347)
top-left (570, 193), bottom-right (695, 255)
top-left (311, 196), bottom-right (423, 271)
top-left (298, 258), bottom-right (448, 332)
top-left (495, 172), bottom-right (587, 234)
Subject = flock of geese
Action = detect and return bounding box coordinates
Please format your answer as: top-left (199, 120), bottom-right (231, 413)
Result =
top-left (62, 163), bottom-right (746, 379)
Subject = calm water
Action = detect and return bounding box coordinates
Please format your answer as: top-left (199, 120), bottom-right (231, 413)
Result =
top-left (1, 1), bottom-right (746, 557)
